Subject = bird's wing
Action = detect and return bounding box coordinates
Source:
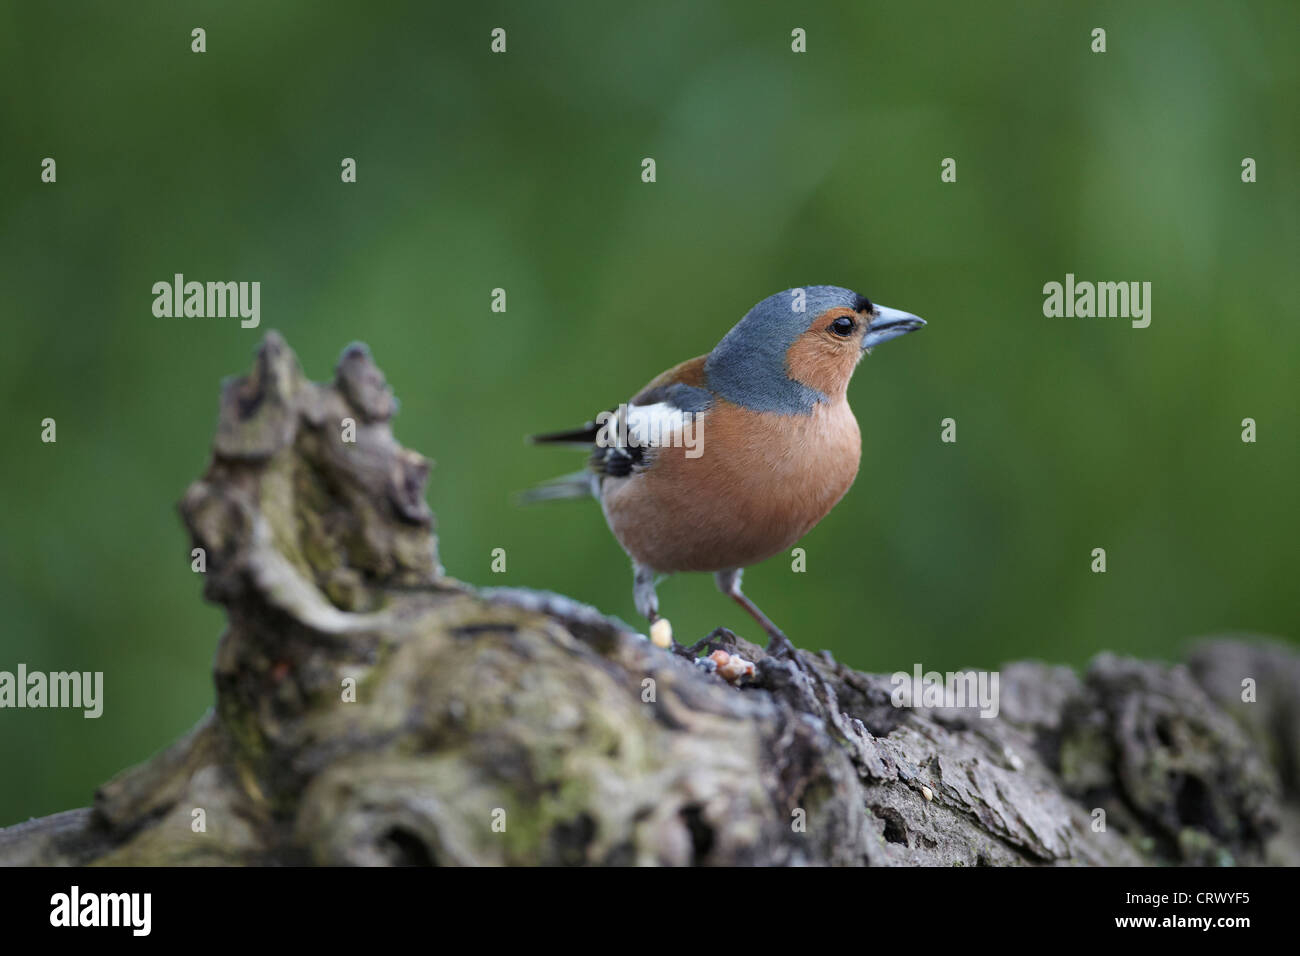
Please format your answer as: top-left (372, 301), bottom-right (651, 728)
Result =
top-left (628, 354), bottom-right (710, 405)
top-left (529, 355), bottom-right (713, 480)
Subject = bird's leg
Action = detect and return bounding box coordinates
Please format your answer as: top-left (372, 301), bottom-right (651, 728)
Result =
top-left (633, 562), bottom-right (659, 624)
top-left (715, 571), bottom-right (848, 729)
top-left (636, 562), bottom-right (678, 648)
top-left (714, 569), bottom-right (796, 658)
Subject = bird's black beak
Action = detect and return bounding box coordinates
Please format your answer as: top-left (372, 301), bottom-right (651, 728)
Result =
top-left (863, 306), bottom-right (926, 350)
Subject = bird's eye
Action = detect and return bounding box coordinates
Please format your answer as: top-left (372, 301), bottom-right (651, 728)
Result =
top-left (830, 316), bottom-right (856, 337)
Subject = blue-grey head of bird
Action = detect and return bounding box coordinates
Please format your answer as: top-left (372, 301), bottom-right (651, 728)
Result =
top-left (703, 285), bottom-right (925, 414)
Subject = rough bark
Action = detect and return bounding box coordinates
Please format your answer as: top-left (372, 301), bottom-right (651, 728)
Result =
top-left (2, 333), bottom-right (1295, 867)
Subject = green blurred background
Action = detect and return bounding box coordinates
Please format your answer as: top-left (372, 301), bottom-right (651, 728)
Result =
top-left (1, 1), bottom-right (1296, 826)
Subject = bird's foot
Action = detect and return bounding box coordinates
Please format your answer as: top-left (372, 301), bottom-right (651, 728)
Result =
top-left (761, 625), bottom-right (797, 659)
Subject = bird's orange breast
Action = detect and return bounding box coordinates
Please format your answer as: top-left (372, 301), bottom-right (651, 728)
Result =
top-left (600, 398), bottom-right (861, 573)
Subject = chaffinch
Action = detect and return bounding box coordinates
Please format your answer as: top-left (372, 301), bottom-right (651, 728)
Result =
top-left (528, 286), bottom-right (925, 655)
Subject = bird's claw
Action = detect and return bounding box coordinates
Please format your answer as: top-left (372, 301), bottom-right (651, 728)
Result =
top-left (762, 628), bottom-right (797, 659)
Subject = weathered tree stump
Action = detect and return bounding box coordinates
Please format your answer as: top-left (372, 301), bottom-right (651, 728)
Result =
top-left (2, 334), bottom-right (1294, 866)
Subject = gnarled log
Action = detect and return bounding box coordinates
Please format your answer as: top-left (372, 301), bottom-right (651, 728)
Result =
top-left (2, 334), bottom-right (1294, 866)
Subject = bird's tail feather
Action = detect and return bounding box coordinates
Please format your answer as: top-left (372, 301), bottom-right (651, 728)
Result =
top-left (517, 469), bottom-right (596, 505)
top-left (530, 423), bottom-right (600, 445)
